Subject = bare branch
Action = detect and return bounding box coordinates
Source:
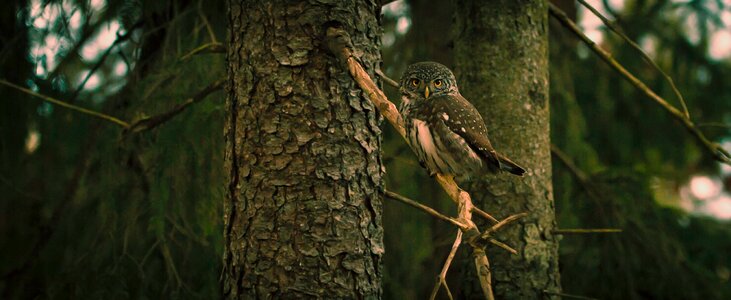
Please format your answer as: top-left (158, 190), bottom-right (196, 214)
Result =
top-left (127, 78), bottom-right (225, 134)
top-left (552, 228), bottom-right (622, 234)
top-left (180, 42), bottom-right (225, 61)
top-left (429, 230), bottom-right (461, 300)
top-left (384, 190), bottom-right (468, 230)
top-left (548, 3), bottom-right (731, 165)
top-left (0, 79), bottom-right (130, 128)
top-left (543, 290), bottom-right (599, 300)
top-left (375, 69), bottom-right (400, 88)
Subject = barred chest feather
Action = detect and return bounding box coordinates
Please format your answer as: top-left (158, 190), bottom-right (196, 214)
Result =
top-left (400, 96), bottom-right (484, 180)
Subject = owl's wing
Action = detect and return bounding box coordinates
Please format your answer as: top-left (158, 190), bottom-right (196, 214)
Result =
top-left (430, 94), bottom-right (526, 176)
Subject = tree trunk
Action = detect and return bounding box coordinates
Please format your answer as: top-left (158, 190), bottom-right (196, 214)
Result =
top-left (454, 1), bottom-right (562, 298)
top-left (223, 0), bottom-right (384, 298)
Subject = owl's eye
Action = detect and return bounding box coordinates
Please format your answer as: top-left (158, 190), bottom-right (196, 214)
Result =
top-left (409, 79), bottom-right (420, 87)
top-left (434, 79), bottom-right (443, 87)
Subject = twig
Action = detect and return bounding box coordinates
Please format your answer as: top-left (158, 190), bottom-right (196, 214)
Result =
top-left (550, 143), bottom-right (589, 183)
top-left (429, 230), bottom-right (462, 300)
top-left (127, 78), bottom-right (225, 133)
top-left (549, 3), bottom-right (731, 165)
top-left (552, 228), bottom-right (622, 234)
top-left (577, 0), bottom-right (690, 119)
top-left (0, 79), bottom-right (130, 128)
top-left (543, 290), bottom-right (599, 300)
top-left (384, 190), bottom-right (468, 230)
top-left (197, 1), bottom-right (218, 44)
top-left (375, 69), bottom-right (400, 88)
top-left (180, 42), bottom-right (225, 61)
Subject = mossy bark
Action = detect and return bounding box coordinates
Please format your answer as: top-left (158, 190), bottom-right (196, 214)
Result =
top-left (223, 0), bottom-right (384, 298)
top-left (454, 1), bottom-right (562, 298)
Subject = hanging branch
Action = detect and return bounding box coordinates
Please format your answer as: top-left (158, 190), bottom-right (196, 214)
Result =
top-left (576, 0), bottom-right (690, 119)
top-left (553, 228), bottom-right (622, 234)
top-left (325, 26), bottom-right (526, 300)
top-left (0, 77), bottom-right (224, 133)
top-left (180, 42), bottom-right (225, 61)
top-left (0, 79), bottom-right (131, 128)
top-left (126, 78), bottom-right (225, 133)
top-left (548, 3), bottom-right (731, 165)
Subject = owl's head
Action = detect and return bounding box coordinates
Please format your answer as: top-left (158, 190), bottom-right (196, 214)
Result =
top-left (400, 61), bottom-right (458, 100)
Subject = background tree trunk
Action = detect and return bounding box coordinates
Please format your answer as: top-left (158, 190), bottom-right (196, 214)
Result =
top-left (454, 1), bottom-right (562, 298)
top-left (223, 0), bottom-right (384, 298)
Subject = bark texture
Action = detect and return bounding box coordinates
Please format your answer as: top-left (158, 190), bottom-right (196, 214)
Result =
top-left (223, 0), bottom-right (384, 298)
top-left (454, 1), bottom-right (562, 298)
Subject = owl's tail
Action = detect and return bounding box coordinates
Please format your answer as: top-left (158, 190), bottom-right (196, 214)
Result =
top-left (495, 153), bottom-right (526, 176)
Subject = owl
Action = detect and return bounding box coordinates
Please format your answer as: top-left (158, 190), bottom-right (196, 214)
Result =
top-left (398, 61), bottom-right (526, 181)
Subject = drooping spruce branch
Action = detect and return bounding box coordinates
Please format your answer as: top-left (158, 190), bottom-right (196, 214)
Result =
top-left (0, 79), bottom-right (131, 128)
top-left (549, 3), bottom-right (731, 165)
top-left (0, 77), bottom-right (224, 133)
top-left (576, 0), bottom-right (690, 119)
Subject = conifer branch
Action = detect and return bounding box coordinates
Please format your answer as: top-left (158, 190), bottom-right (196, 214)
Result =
top-left (549, 3), bottom-right (731, 165)
top-left (180, 42), bottom-right (225, 61)
top-left (0, 79), bottom-right (131, 128)
top-left (552, 228), bottom-right (622, 234)
top-left (127, 78), bottom-right (225, 133)
top-left (576, 0), bottom-right (691, 119)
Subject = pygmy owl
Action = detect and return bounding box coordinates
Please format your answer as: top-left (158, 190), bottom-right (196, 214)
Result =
top-left (399, 61), bottom-right (526, 181)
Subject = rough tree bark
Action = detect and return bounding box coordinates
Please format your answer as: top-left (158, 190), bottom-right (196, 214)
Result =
top-left (454, 1), bottom-right (562, 298)
top-left (223, 0), bottom-right (384, 298)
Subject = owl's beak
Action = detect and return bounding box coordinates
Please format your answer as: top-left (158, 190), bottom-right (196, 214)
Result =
top-left (424, 86), bottom-right (430, 98)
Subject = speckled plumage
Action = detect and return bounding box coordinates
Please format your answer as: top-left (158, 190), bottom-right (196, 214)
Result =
top-left (399, 61), bottom-right (525, 180)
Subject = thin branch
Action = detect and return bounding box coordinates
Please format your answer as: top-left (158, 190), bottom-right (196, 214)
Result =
top-left (197, 1), bottom-right (218, 44)
top-left (384, 190), bottom-right (468, 230)
top-left (472, 207), bottom-right (500, 224)
top-left (697, 122), bottom-right (731, 129)
top-left (552, 228), bottom-right (622, 234)
top-left (577, 0), bottom-right (690, 119)
top-left (549, 3), bottom-right (731, 165)
top-left (0, 79), bottom-right (130, 128)
top-left (180, 42), bottom-right (225, 61)
top-left (430, 230), bottom-right (461, 300)
top-left (376, 69), bottom-right (400, 88)
top-left (127, 78), bottom-right (225, 133)
top-left (550, 143), bottom-right (589, 183)
top-left (543, 290), bottom-right (599, 300)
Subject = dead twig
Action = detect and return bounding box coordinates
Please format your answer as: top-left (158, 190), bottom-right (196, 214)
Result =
top-left (429, 230), bottom-right (461, 300)
top-left (543, 290), bottom-right (599, 300)
top-left (384, 190), bottom-right (468, 230)
top-left (552, 228), bottom-right (622, 234)
top-left (549, 3), bottom-right (731, 165)
top-left (180, 42), bottom-right (225, 61)
top-left (127, 78), bottom-right (225, 134)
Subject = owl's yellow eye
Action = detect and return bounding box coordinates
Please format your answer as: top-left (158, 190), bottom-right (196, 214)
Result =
top-left (434, 79), bottom-right (443, 87)
top-left (410, 79), bottom-right (419, 87)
